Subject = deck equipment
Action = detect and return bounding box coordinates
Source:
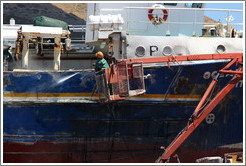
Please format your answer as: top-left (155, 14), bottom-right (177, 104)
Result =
top-left (15, 25), bottom-right (70, 70)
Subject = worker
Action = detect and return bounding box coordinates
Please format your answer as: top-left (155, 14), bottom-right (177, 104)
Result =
top-left (3, 45), bottom-right (15, 71)
top-left (95, 51), bottom-right (110, 72)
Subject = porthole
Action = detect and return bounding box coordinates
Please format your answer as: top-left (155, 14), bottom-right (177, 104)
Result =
top-left (216, 45), bottom-right (226, 53)
top-left (162, 46), bottom-right (173, 56)
top-left (135, 46), bottom-right (145, 57)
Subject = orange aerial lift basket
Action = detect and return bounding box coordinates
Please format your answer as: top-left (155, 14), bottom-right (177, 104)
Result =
top-left (95, 61), bottom-right (146, 103)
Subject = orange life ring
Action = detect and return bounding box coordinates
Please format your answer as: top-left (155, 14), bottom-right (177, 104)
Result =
top-left (148, 8), bottom-right (168, 22)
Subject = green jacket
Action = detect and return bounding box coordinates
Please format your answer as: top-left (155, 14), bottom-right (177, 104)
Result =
top-left (95, 58), bottom-right (109, 71)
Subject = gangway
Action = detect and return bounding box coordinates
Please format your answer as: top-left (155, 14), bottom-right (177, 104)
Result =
top-left (95, 53), bottom-right (243, 162)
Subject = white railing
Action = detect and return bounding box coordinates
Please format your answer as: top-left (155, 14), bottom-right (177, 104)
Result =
top-left (125, 7), bottom-right (243, 37)
top-left (99, 7), bottom-right (243, 37)
top-left (68, 25), bottom-right (86, 32)
top-left (68, 25), bottom-right (86, 42)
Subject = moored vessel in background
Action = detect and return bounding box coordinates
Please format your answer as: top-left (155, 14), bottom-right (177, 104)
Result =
top-left (3, 3), bottom-right (243, 163)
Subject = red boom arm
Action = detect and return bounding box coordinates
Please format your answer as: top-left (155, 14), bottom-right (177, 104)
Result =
top-left (154, 55), bottom-right (243, 163)
top-left (117, 52), bottom-right (243, 163)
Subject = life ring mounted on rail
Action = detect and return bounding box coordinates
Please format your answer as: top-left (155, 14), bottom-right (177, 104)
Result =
top-left (148, 5), bottom-right (168, 25)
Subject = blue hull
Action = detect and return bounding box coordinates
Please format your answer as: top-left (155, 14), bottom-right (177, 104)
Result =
top-left (3, 62), bottom-right (243, 162)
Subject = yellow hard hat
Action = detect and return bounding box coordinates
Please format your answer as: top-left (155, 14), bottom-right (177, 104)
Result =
top-left (95, 51), bottom-right (104, 58)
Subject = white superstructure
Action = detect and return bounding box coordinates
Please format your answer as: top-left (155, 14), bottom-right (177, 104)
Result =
top-left (86, 3), bottom-right (243, 62)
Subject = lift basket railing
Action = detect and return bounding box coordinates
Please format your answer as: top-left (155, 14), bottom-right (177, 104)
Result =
top-left (95, 61), bottom-right (146, 103)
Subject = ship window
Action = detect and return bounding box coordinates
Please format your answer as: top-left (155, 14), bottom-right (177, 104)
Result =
top-left (135, 46), bottom-right (146, 57)
top-left (163, 3), bottom-right (177, 6)
top-left (216, 45), bottom-right (226, 53)
top-left (162, 46), bottom-right (172, 56)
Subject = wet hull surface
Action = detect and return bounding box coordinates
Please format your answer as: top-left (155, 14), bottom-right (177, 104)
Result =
top-left (3, 62), bottom-right (243, 163)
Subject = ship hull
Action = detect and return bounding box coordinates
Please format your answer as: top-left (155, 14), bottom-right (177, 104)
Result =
top-left (3, 141), bottom-right (242, 163)
top-left (3, 62), bottom-right (243, 163)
